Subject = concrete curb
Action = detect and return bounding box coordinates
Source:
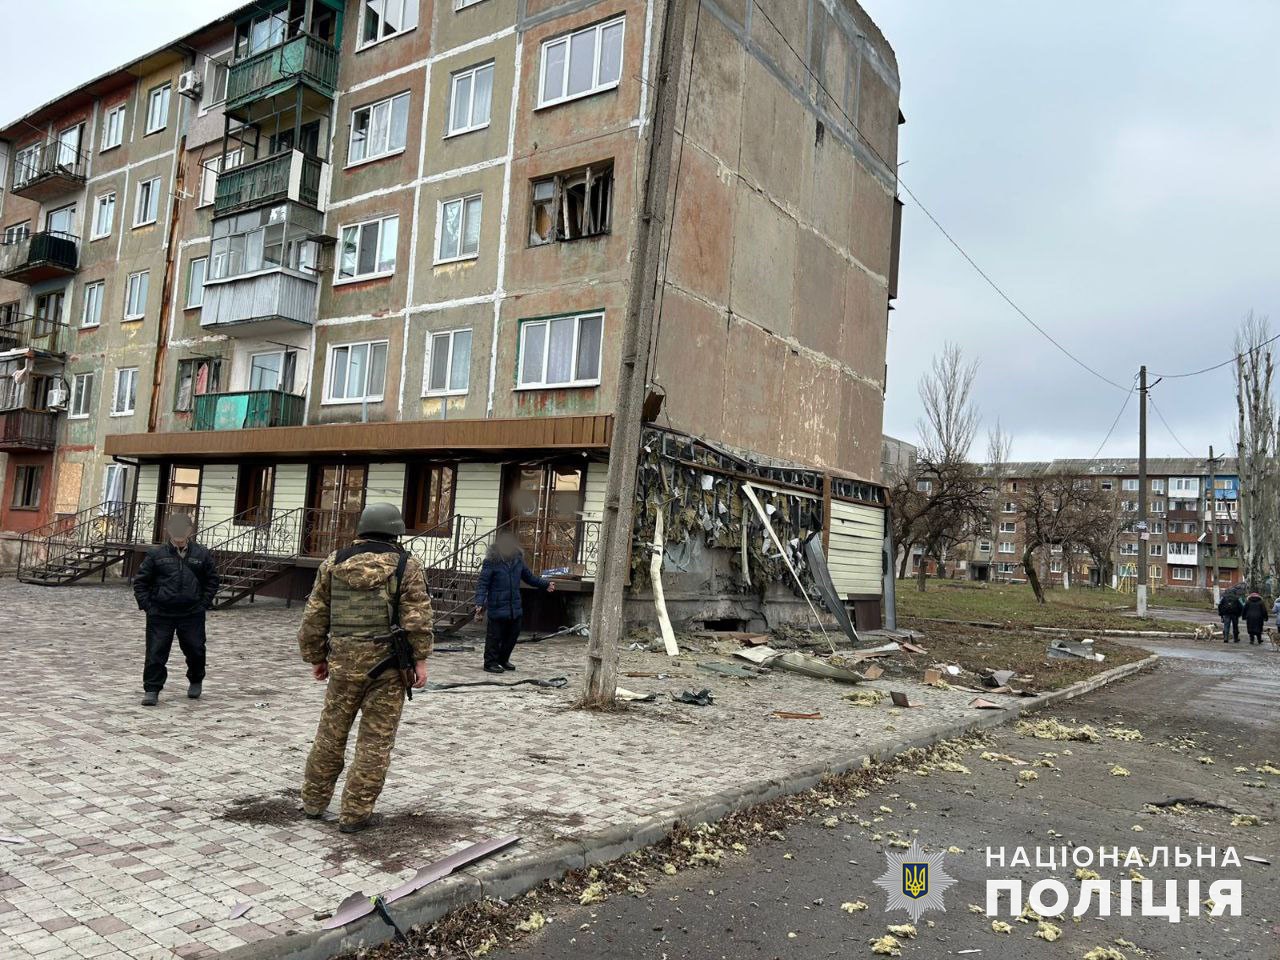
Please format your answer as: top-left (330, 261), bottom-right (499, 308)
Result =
top-left (225, 653), bottom-right (1160, 960)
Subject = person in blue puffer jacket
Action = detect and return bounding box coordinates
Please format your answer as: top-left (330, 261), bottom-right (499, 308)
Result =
top-left (473, 530), bottom-right (557, 673)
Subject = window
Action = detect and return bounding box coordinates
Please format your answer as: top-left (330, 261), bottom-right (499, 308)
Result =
top-left (998, 542), bottom-right (1015, 554)
top-left (249, 350), bottom-right (296, 392)
top-left (186, 258), bottom-right (207, 308)
top-left (56, 124), bottom-right (83, 169)
top-left (349, 93), bottom-right (410, 165)
top-left (10, 465), bottom-right (43, 510)
top-left (46, 204), bottom-right (75, 237)
top-left (1168, 542), bottom-right (1196, 557)
top-left (1152, 499), bottom-right (1165, 513)
top-left (1151, 565), bottom-right (1163, 579)
top-left (112, 368), bottom-right (138, 416)
top-left (423, 329), bottom-right (472, 396)
top-left (1151, 479), bottom-right (1165, 493)
top-left (69, 372), bottom-right (95, 419)
top-left (82, 281), bottom-right (104, 328)
top-left (1002, 501), bottom-right (1016, 513)
top-left (1120, 500), bottom-right (1137, 513)
top-left (1150, 520), bottom-right (1165, 534)
top-left (538, 17), bottom-right (624, 108)
top-left (326, 340), bottom-right (388, 402)
top-left (12, 144), bottom-right (40, 188)
top-left (999, 521), bottom-right (1015, 533)
top-left (997, 562), bottom-right (1016, 575)
top-left (103, 462), bottom-right (132, 504)
top-left (1049, 559), bottom-right (1063, 574)
top-left (145, 84), bottom-right (171, 134)
top-left (978, 540), bottom-right (992, 552)
top-left (1119, 542), bottom-right (1139, 556)
top-left (360, 0), bottom-right (419, 47)
top-left (337, 215), bottom-right (398, 281)
top-left (175, 357), bottom-right (222, 413)
top-left (91, 193), bottom-right (116, 240)
top-left (915, 479), bottom-right (932, 494)
top-left (1171, 566), bottom-right (1193, 582)
top-left (1148, 543), bottom-right (1164, 557)
top-left (1122, 478), bottom-right (1138, 491)
top-left (404, 464), bottom-right (456, 534)
top-left (518, 312), bottom-right (603, 389)
top-left (33, 291), bottom-right (64, 336)
top-left (447, 62), bottom-right (493, 136)
top-left (456, 0), bottom-right (485, 9)
top-left (1172, 478), bottom-right (1196, 493)
top-left (1100, 480), bottom-right (1114, 491)
top-left (234, 6), bottom-right (286, 58)
top-left (3, 222), bottom-right (30, 244)
top-left (234, 464), bottom-right (275, 524)
top-left (134, 178), bottom-right (161, 226)
top-left (529, 162), bottom-right (613, 244)
top-left (124, 271), bottom-right (149, 320)
top-left (436, 195), bottom-right (482, 263)
top-left (199, 149), bottom-right (242, 207)
top-left (204, 58), bottom-right (230, 109)
top-left (102, 104), bottom-right (126, 151)
top-left (209, 204), bottom-right (321, 281)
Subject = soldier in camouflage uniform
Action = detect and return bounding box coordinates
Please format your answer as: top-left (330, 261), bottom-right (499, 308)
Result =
top-left (297, 504), bottom-right (433, 833)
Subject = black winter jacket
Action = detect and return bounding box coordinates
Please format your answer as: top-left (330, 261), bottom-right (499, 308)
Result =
top-left (133, 542), bottom-right (220, 616)
top-left (1217, 594), bottom-right (1242, 618)
top-left (1242, 596), bottom-right (1269, 634)
top-left (473, 546), bottom-right (549, 620)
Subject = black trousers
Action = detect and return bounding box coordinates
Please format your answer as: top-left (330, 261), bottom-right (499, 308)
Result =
top-left (484, 616), bottom-right (522, 668)
top-left (144, 613), bottom-right (207, 692)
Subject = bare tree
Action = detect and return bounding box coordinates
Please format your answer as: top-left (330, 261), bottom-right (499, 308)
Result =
top-left (1235, 312), bottom-right (1278, 589)
top-left (917, 343), bottom-right (979, 464)
top-left (975, 421), bottom-right (1013, 576)
top-left (1017, 472), bottom-right (1116, 603)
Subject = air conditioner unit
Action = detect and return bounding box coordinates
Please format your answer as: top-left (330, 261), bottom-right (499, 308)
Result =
top-left (47, 385), bottom-right (69, 410)
top-left (177, 71), bottom-right (203, 100)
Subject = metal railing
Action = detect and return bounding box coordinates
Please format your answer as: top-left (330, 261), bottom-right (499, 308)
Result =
top-left (0, 230), bottom-right (79, 279)
top-left (226, 33), bottom-right (339, 108)
top-left (16, 501), bottom-right (206, 580)
top-left (11, 140), bottom-right (87, 192)
top-left (213, 150), bottom-right (323, 215)
top-left (402, 516), bottom-right (481, 571)
top-left (0, 407), bottom-right (57, 451)
top-left (0, 312), bottom-right (70, 355)
top-left (191, 389), bottom-right (306, 431)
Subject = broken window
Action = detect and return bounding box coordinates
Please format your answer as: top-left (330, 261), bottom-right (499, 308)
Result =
top-left (529, 163), bottom-right (613, 246)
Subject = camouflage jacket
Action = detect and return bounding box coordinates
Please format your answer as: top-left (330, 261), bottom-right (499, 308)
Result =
top-left (298, 540), bottom-right (434, 672)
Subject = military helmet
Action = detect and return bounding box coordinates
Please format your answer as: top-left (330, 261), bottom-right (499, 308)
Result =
top-left (356, 502), bottom-right (406, 538)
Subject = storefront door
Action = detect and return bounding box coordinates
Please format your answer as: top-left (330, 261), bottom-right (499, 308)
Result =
top-left (304, 463), bottom-right (367, 556)
top-left (499, 462), bottom-right (585, 574)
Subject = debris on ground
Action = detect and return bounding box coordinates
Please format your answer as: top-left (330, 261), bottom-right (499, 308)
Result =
top-left (774, 710), bottom-right (824, 720)
top-left (969, 697), bottom-right (1002, 709)
top-left (886, 923), bottom-right (917, 938)
top-left (890, 691), bottom-right (924, 708)
top-left (1110, 765), bottom-right (1131, 777)
top-left (614, 688), bottom-right (657, 703)
top-left (579, 882), bottom-right (606, 904)
top-left (845, 690), bottom-right (887, 707)
top-left (1048, 638), bottom-right (1105, 662)
top-left (773, 651), bottom-right (867, 684)
top-left (1075, 868), bottom-right (1101, 881)
top-left (698, 661), bottom-right (762, 680)
top-left (1107, 727), bottom-right (1144, 741)
top-left (515, 912), bottom-right (546, 933)
top-left (1016, 718), bottom-right (1101, 742)
top-left (1082, 948), bottom-right (1127, 960)
top-left (870, 934), bottom-right (903, 956)
top-left (229, 902), bottom-right (252, 920)
top-left (1231, 814), bottom-right (1262, 827)
top-left (1034, 920), bottom-right (1063, 941)
top-left (1017, 770), bottom-right (1038, 783)
top-left (991, 920), bottom-right (1013, 934)
top-left (672, 689), bottom-right (714, 706)
top-left (841, 900), bottom-right (869, 913)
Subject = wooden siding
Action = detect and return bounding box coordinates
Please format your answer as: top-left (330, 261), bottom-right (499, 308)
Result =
top-left (105, 415), bottom-right (614, 460)
top-left (455, 463), bottom-right (501, 532)
top-left (828, 500), bottom-right (884, 597)
top-left (200, 271), bottom-right (318, 328)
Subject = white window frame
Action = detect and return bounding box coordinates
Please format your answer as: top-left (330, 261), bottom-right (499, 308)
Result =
top-left (347, 92), bottom-right (411, 167)
top-left (111, 367), bottom-right (138, 416)
top-left (998, 521), bottom-right (1015, 533)
top-left (69, 371), bottom-right (95, 419)
top-left (186, 257), bottom-right (208, 309)
top-left (1171, 566), bottom-right (1193, 582)
top-left (978, 540), bottom-right (991, 552)
top-left (422, 328), bottom-right (473, 397)
top-left (335, 215), bottom-right (399, 284)
top-left (101, 104), bottom-right (126, 151)
top-left (3, 222), bottom-right (30, 244)
top-left (915, 479), bottom-right (932, 494)
top-left (358, 0), bottom-right (419, 50)
top-left (434, 194), bottom-right (482, 264)
top-left (124, 271), bottom-right (149, 320)
top-left (537, 16), bottom-right (626, 109)
top-left (1002, 501), bottom-right (1016, 513)
top-left (1121, 478), bottom-right (1139, 491)
top-left (1148, 543), bottom-right (1164, 557)
top-left (91, 192), bottom-right (116, 241)
top-left (81, 281), bottom-right (104, 329)
top-left (198, 149), bottom-right (242, 208)
top-left (145, 84), bottom-right (171, 135)
top-left (323, 339), bottom-right (389, 404)
top-left (1100, 480), bottom-right (1114, 491)
top-left (248, 350), bottom-right (297, 392)
top-left (455, 0), bottom-right (487, 9)
top-left (998, 541), bottom-right (1015, 555)
top-left (134, 177), bottom-right (161, 227)
top-left (446, 62), bottom-right (494, 137)
top-left (201, 52), bottom-right (231, 113)
top-left (516, 311), bottom-right (604, 390)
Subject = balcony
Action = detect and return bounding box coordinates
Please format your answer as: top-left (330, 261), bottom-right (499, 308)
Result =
top-left (214, 150), bottom-right (323, 216)
top-left (0, 407), bottom-right (57, 452)
top-left (192, 390), bottom-right (306, 431)
top-left (0, 313), bottom-right (69, 357)
top-left (11, 142), bottom-right (87, 203)
top-left (0, 231), bottom-right (78, 285)
top-left (225, 34), bottom-right (339, 114)
top-left (201, 270), bottom-right (318, 336)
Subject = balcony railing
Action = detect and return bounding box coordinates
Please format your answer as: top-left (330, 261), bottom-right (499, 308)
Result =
top-left (11, 141), bottom-right (87, 201)
top-left (225, 34), bottom-right (339, 110)
top-left (191, 390), bottom-right (306, 431)
top-left (0, 312), bottom-right (69, 356)
top-left (0, 231), bottom-right (78, 285)
top-left (214, 149), bottom-right (323, 215)
top-left (201, 269), bottom-right (318, 333)
top-left (0, 407), bottom-right (58, 452)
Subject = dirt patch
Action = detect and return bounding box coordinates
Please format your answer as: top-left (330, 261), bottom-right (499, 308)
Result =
top-left (324, 809), bottom-right (475, 873)
top-left (220, 788), bottom-right (303, 827)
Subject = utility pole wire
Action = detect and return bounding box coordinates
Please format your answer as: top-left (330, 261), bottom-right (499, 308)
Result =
top-left (1152, 331), bottom-right (1280, 380)
top-left (1089, 377), bottom-right (1137, 460)
top-left (1147, 393), bottom-right (1196, 459)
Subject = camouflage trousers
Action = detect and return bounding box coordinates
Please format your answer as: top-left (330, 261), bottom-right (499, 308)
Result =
top-left (302, 671), bottom-right (406, 824)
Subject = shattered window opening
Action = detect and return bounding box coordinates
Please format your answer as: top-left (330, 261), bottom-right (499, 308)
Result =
top-left (528, 163), bottom-right (613, 246)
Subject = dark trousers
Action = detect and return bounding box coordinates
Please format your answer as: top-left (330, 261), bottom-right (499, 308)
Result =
top-left (484, 616), bottom-right (522, 668)
top-left (1225, 615), bottom-right (1240, 640)
top-left (144, 613), bottom-right (207, 692)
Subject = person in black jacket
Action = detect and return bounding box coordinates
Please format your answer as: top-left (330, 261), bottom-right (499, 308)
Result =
top-left (1217, 590), bottom-right (1242, 643)
top-left (473, 530), bottom-right (556, 674)
top-left (132, 513), bottom-right (220, 706)
top-left (1242, 591), bottom-right (1269, 645)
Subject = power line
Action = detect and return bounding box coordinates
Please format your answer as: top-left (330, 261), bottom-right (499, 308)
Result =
top-left (1147, 393), bottom-right (1196, 458)
top-left (1089, 377), bottom-right (1136, 460)
top-left (746, 0), bottom-right (1135, 395)
top-left (1152, 331), bottom-right (1280, 379)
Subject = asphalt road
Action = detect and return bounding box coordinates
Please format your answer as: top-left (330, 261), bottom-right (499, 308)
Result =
top-left (490, 637), bottom-right (1280, 960)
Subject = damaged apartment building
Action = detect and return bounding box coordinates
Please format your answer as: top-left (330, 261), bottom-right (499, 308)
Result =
top-left (2, 0), bottom-right (901, 633)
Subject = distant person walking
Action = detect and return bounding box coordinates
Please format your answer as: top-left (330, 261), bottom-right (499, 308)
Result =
top-left (1217, 590), bottom-right (1242, 643)
top-left (132, 513), bottom-right (219, 706)
top-left (473, 530), bottom-right (557, 674)
top-left (1242, 591), bottom-right (1269, 645)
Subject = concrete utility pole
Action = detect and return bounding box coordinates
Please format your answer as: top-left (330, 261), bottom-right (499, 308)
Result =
top-left (1137, 365), bottom-right (1149, 618)
top-left (582, 0), bottom-right (692, 707)
top-left (1209, 445), bottom-right (1221, 605)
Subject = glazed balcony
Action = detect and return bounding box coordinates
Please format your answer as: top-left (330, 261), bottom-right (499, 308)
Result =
top-left (0, 231), bottom-right (78, 285)
top-left (191, 389), bottom-right (306, 431)
top-left (0, 313), bottom-right (69, 357)
top-left (214, 150), bottom-right (324, 216)
top-left (200, 270), bottom-right (318, 336)
top-left (11, 141), bottom-right (87, 203)
top-left (225, 34), bottom-right (338, 115)
top-left (0, 407), bottom-right (57, 452)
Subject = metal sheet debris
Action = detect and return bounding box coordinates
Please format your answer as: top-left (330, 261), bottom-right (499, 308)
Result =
top-left (672, 689), bottom-right (715, 706)
top-left (734, 645), bottom-right (781, 666)
top-left (650, 508), bottom-right (680, 656)
top-left (698, 661), bottom-right (761, 679)
top-left (969, 698), bottom-right (1003, 710)
top-left (773, 710), bottom-right (823, 720)
top-left (1047, 639), bottom-right (1104, 662)
top-left (615, 688), bottom-right (657, 702)
top-left (890, 691), bottom-right (924, 708)
top-left (801, 534), bottom-right (862, 646)
top-left (898, 640), bottom-right (928, 655)
top-left (862, 664), bottom-right (885, 681)
top-left (229, 902), bottom-right (252, 920)
top-left (772, 651), bottom-right (864, 685)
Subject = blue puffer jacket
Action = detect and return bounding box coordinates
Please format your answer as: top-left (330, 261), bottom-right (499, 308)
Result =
top-left (474, 545), bottom-right (550, 620)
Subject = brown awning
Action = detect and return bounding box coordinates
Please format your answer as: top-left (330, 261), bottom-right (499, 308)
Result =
top-left (105, 415), bottom-right (614, 462)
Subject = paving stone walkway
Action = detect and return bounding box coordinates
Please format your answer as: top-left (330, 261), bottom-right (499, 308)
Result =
top-left (0, 579), bottom-right (983, 959)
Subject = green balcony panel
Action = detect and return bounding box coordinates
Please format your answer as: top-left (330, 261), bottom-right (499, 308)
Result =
top-left (225, 35), bottom-right (339, 112)
top-left (192, 390), bottom-right (305, 431)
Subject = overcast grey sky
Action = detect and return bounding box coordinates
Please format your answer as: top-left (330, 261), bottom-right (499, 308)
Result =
top-left (4, 2), bottom-right (1277, 464)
